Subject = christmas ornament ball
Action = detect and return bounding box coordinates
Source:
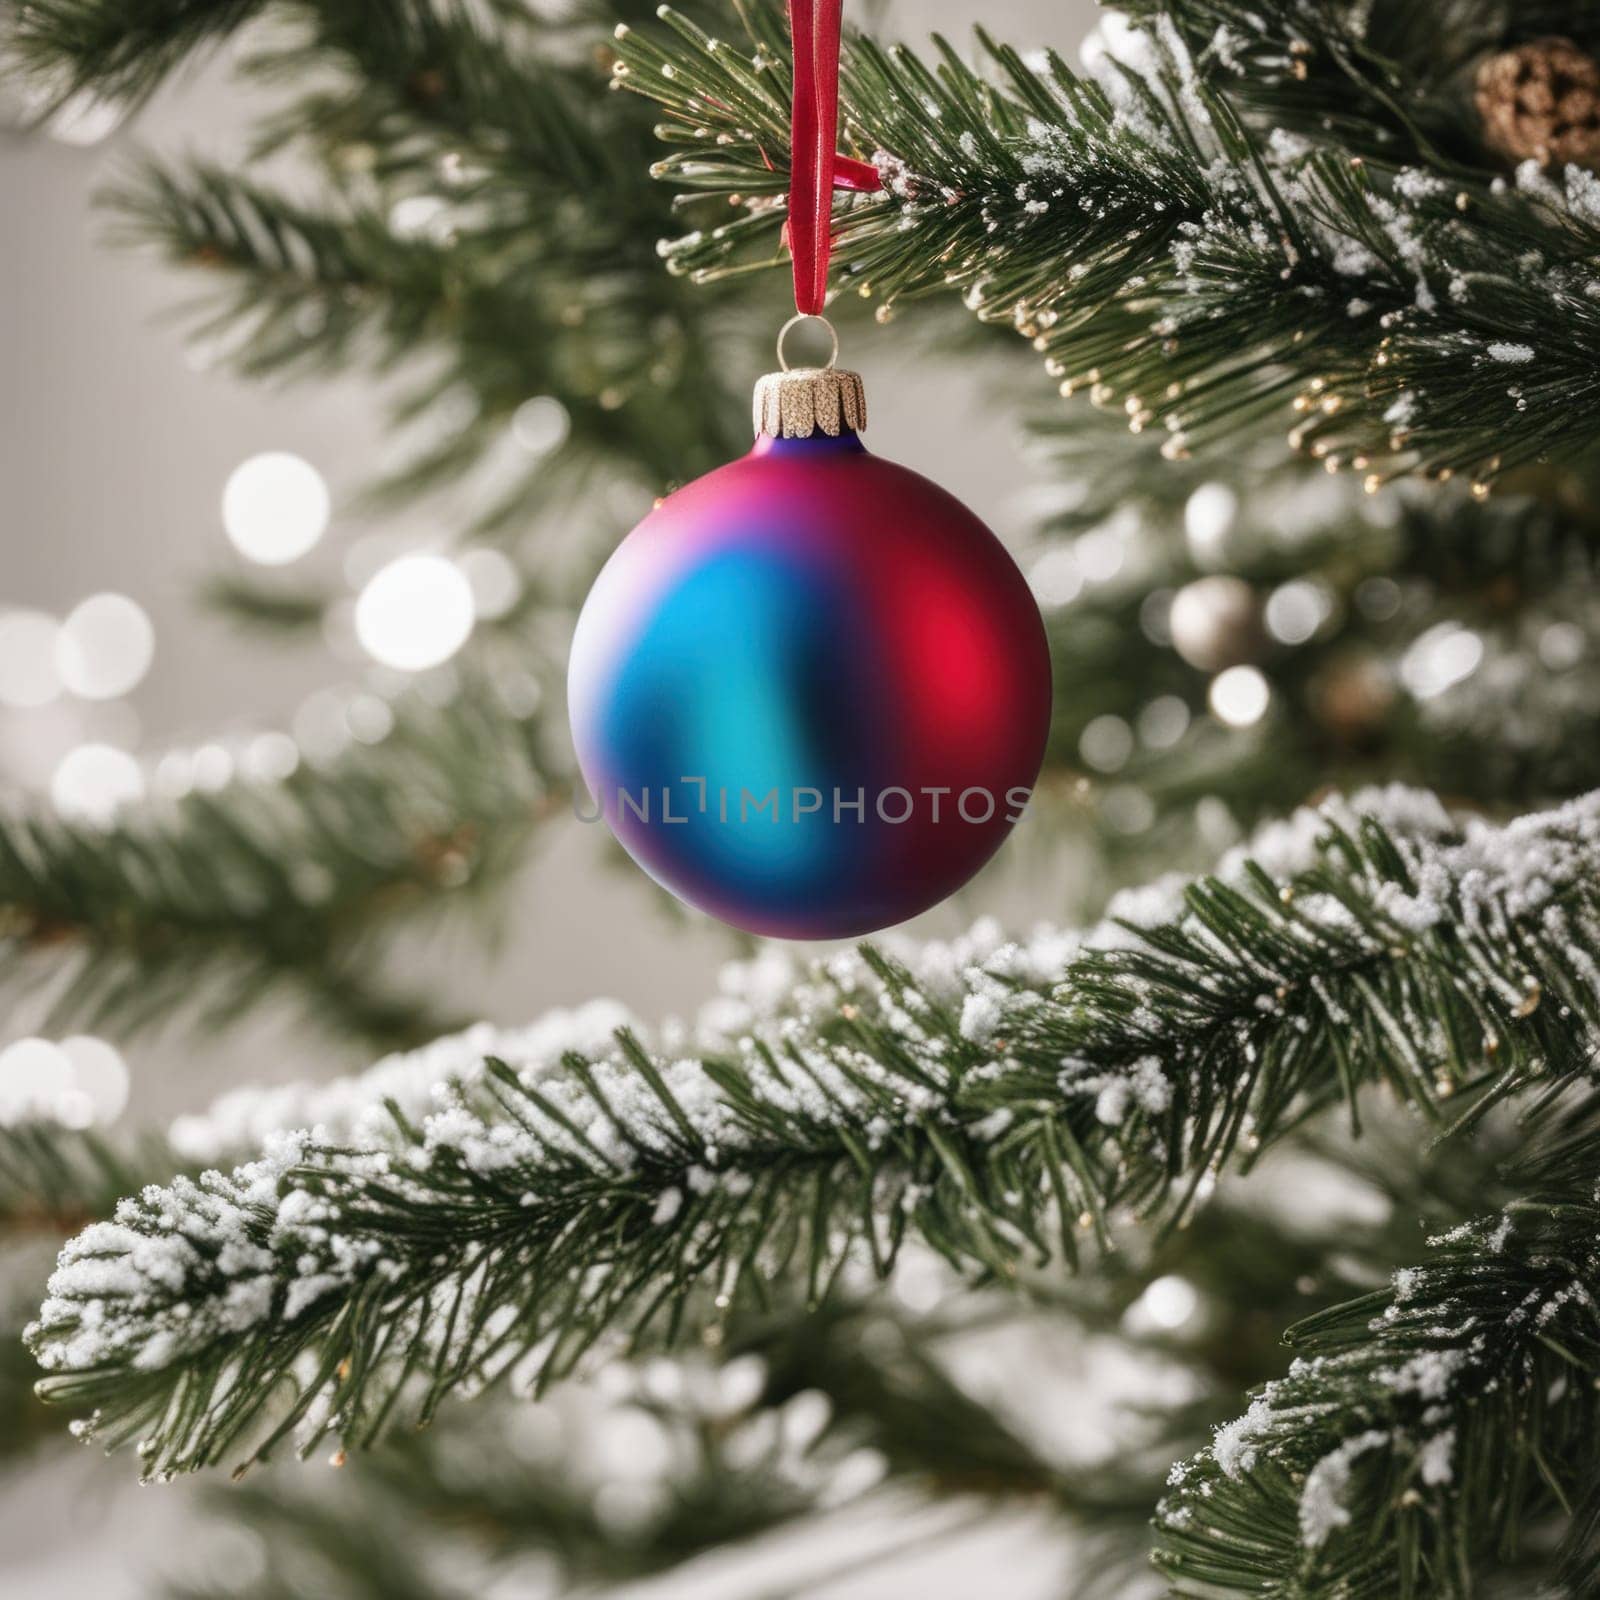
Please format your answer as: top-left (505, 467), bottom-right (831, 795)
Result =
top-left (568, 366), bottom-right (1052, 939)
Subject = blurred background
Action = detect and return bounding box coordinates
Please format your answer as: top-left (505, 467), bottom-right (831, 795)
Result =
top-left (1, 3), bottom-right (1102, 1596)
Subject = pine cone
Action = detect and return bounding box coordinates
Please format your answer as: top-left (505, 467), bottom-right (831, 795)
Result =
top-left (1475, 36), bottom-right (1600, 168)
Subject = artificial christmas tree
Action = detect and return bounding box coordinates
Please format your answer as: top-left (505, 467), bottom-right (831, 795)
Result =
top-left (7, 3), bottom-right (1600, 1597)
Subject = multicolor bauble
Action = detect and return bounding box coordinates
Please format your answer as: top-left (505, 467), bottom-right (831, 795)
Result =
top-left (568, 357), bottom-right (1052, 939)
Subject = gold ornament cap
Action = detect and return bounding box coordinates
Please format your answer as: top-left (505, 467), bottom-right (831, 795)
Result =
top-left (752, 314), bottom-right (867, 440)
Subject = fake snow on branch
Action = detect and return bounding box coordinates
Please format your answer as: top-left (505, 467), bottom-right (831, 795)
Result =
top-left (1155, 1156), bottom-right (1600, 1598)
top-left (618, 5), bottom-right (1600, 488)
top-left (27, 785), bottom-right (1600, 1479)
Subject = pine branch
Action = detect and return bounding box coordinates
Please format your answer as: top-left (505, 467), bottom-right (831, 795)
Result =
top-left (166, 1303), bottom-right (1068, 1600)
top-left (0, 1123), bottom-right (175, 1237)
top-left (197, 574), bottom-right (332, 640)
top-left (169, 1369), bottom-right (821, 1599)
top-left (10, 0), bottom-right (753, 517)
top-left (1137, 2), bottom-right (1600, 170)
top-left (0, 671), bottom-right (559, 1047)
top-left (1154, 1094), bottom-right (1600, 1598)
top-left (0, 1119), bottom-right (196, 1459)
top-left (1031, 455), bottom-right (1600, 823)
top-left (5, 0), bottom-right (266, 107)
top-left (616, 5), bottom-right (1600, 487)
top-left (29, 785), bottom-right (1600, 1478)
top-left (105, 149), bottom-right (740, 512)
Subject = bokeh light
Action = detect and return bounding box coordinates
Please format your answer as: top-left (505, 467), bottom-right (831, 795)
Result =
top-left (243, 731), bottom-right (300, 784)
top-left (51, 742), bottom-right (145, 826)
top-left (511, 396), bottom-right (570, 455)
top-left (222, 452), bottom-right (331, 565)
top-left (59, 1035), bottom-right (130, 1124)
top-left (56, 592), bottom-right (155, 700)
top-left (0, 1034), bottom-right (129, 1127)
top-left (1264, 579), bottom-right (1332, 646)
top-left (190, 743), bottom-right (234, 792)
top-left (0, 609), bottom-right (64, 708)
top-left (1401, 623), bottom-right (1483, 700)
top-left (1124, 1273), bottom-right (1201, 1335)
top-left (1137, 694), bottom-right (1190, 750)
top-left (1208, 665), bottom-right (1271, 727)
top-left (1184, 483), bottom-right (1238, 564)
top-left (1080, 714), bottom-right (1134, 773)
top-left (388, 195), bottom-right (450, 240)
top-left (45, 92), bottom-right (123, 147)
top-left (354, 554), bottom-right (475, 671)
top-left (0, 1038), bottom-right (75, 1125)
top-left (1027, 547), bottom-right (1083, 607)
top-left (459, 547), bottom-right (523, 620)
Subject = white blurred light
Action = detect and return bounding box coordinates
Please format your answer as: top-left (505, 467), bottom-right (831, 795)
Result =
top-left (222, 453), bottom-right (331, 566)
top-left (1169, 576), bottom-right (1259, 673)
top-left (0, 1038), bottom-right (74, 1125)
top-left (1103, 784), bottom-right (1156, 835)
top-left (0, 609), bottom-right (64, 708)
top-left (1137, 694), bottom-right (1190, 750)
top-left (593, 1407), bottom-right (675, 1482)
top-left (1400, 623), bottom-right (1484, 700)
top-left (511, 396), bottom-right (571, 456)
top-left (294, 689), bottom-right (354, 765)
top-left (714, 1353), bottom-right (767, 1418)
top-left (459, 547), bottom-right (523, 621)
top-left (1074, 524), bottom-right (1125, 583)
top-left (1126, 1274), bottom-right (1201, 1334)
top-left (781, 1390), bottom-right (833, 1454)
top-left (821, 1447), bottom-right (888, 1508)
top-left (46, 92), bottom-right (124, 146)
top-left (346, 693), bottom-right (395, 745)
top-left (57, 593), bottom-right (155, 700)
top-left (1184, 483), bottom-right (1238, 565)
top-left (154, 751), bottom-right (195, 798)
top-left (59, 1036), bottom-right (130, 1125)
top-left (243, 731), bottom-right (300, 784)
top-left (389, 195), bottom-right (449, 240)
top-left (1208, 665), bottom-right (1271, 727)
top-left (354, 554), bottom-right (475, 671)
top-left (1080, 714), bottom-right (1134, 773)
top-left (496, 671), bottom-right (542, 720)
top-left (1139, 588), bottom-right (1174, 646)
top-left (52, 742), bottom-right (145, 826)
top-left (593, 1480), bottom-right (666, 1538)
top-left (190, 743), bottom-right (234, 792)
top-left (1539, 622), bottom-right (1585, 671)
top-left (1028, 548), bottom-right (1083, 607)
top-left (54, 1090), bottom-right (98, 1130)
top-left (1264, 580), bottom-right (1331, 646)
top-left (892, 1248), bottom-right (947, 1314)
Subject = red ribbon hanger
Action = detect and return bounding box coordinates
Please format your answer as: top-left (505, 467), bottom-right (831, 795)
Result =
top-left (785, 0), bottom-right (880, 316)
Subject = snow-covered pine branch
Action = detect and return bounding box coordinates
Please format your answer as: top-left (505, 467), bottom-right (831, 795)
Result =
top-left (617, 5), bottom-right (1600, 488)
top-left (0, 672), bottom-right (557, 1049)
top-left (1155, 1105), bottom-right (1600, 1598)
top-left (28, 785), bottom-right (1600, 1479)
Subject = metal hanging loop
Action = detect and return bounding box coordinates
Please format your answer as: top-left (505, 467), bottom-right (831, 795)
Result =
top-left (776, 312), bottom-right (839, 372)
